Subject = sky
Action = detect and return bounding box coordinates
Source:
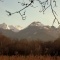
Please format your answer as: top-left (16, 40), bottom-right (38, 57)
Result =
top-left (0, 0), bottom-right (60, 28)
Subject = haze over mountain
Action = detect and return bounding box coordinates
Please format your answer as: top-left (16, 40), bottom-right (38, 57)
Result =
top-left (0, 22), bottom-right (60, 41)
top-left (0, 23), bottom-right (22, 32)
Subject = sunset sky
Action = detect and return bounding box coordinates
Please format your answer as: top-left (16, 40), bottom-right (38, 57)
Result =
top-left (0, 0), bottom-right (60, 28)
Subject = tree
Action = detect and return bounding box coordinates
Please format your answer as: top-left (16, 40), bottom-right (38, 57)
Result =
top-left (6, 0), bottom-right (60, 26)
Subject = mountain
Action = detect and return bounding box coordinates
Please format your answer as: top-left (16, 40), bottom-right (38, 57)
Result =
top-left (0, 23), bottom-right (22, 32)
top-left (16, 22), bottom-right (59, 41)
top-left (0, 28), bottom-right (16, 39)
top-left (0, 22), bottom-right (59, 41)
top-left (15, 25), bottom-right (22, 30)
top-left (57, 25), bottom-right (60, 33)
top-left (29, 21), bottom-right (44, 27)
top-left (0, 23), bottom-right (10, 29)
top-left (9, 25), bottom-right (22, 32)
top-left (57, 25), bottom-right (60, 36)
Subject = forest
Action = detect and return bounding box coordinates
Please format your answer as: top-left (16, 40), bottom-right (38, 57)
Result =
top-left (0, 34), bottom-right (60, 56)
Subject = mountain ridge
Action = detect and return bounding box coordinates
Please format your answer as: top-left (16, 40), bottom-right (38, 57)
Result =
top-left (0, 22), bottom-right (60, 41)
top-left (0, 23), bottom-right (22, 32)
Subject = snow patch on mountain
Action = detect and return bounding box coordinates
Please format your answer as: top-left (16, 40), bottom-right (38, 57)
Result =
top-left (0, 23), bottom-right (10, 29)
top-left (0, 23), bottom-right (22, 32)
top-left (0, 21), bottom-right (60, 42)
top-left (29, 21), bottom-right (44, 27)
top-left (15, 25), bottom-right (22, 30)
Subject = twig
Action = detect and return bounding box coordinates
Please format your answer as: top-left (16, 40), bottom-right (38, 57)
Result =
top-left (6, 0), bottom-right (34, 20)
top-left (38, 0), bottom-right (60, 26)
top-left (6, 0), bottom-right (60, 26)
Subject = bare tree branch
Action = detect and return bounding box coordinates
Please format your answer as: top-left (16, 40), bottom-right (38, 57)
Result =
top-left (50, 0), bottom-right (60, 26)
top-left (6, 0), bottom-right (60, 26)
top-left (37, 0), bottom-right (60, 26)
top-left (6, 0), bottom-right (34, 20)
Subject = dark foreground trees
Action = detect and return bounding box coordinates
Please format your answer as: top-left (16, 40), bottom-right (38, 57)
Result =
top-left (0, 34), bottom-right (60, 56)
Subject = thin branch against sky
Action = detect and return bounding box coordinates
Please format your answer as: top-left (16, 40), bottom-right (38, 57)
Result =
top-left (6, 0), bottom-right (60, 26)
top-left (0, 0), bottom-right (60, 28)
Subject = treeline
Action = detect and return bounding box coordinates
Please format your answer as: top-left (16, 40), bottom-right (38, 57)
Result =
top-left (0, 34), bottom-right (60, 56)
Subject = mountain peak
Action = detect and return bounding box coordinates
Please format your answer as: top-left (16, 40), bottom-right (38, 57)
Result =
top-left (0, 23), bottom-right (9, 29)
top-left (0, 23), bottom-right (22, 32)
top-left (29, 21), bottom-right (44, 27)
